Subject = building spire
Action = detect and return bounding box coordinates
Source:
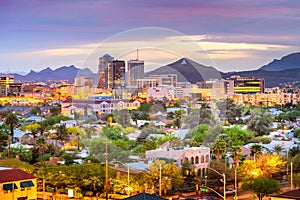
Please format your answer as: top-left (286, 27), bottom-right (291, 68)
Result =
top-left (137, 49), bottom-right (139, 60)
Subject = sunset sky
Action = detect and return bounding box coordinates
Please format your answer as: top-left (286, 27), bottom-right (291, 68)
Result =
top-left (1, 0), bottom-right (300, 73)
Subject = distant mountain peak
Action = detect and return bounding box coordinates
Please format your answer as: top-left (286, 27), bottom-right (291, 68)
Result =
top-left (260, 52), bottom-right (300, 71)
top-left (147, 57), bottom-right (222, 83)
top-left (13, 65), bottom-right (94, 83)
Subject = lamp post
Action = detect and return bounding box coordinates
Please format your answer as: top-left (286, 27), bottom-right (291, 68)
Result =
top-left (206, 167), bottom-right (226, 200)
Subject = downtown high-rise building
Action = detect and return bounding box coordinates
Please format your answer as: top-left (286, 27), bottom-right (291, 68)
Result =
top-left (98, 54), bottom-right (114, 89)
top-left (127, 59), bottom-right (144, 86)
top-left (105, 60), bottom-right (126, 89)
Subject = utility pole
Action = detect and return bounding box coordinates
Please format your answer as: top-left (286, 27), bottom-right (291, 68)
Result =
top-left (234, 167), bottom-right (238, 198)
top-left (127, 165), bottom-right (130, 189)
top-left (105, 142), bottom-right (109, 200)
top-left (43, 178), bottom-right (46, 200)
top-left (159, 164), bottom-right (162, 196)
top-left (223, 173), bottom-right (226, 200)
top-left (291, 162), bottom-right (293, 190)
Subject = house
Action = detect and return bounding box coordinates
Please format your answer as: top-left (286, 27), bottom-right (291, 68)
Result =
top-left (0, 167), bottom-right (37, 200)
top-left (271, 188), bottom-right (300, 200)
top-left (146, 146), bottom-right (210, 174)
top-left (124, 192), bottom-right (166, 200)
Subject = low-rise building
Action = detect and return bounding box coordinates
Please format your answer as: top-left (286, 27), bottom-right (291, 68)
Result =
top-left (146, 146), bottom-right (210, 174)
top-left (0, 167), bottom-right (37, 200)
top-left (61, 99), bottom-right (140, 115)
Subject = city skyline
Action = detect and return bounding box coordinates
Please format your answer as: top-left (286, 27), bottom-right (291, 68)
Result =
top-left (1, 0), bottom-right (300, 73)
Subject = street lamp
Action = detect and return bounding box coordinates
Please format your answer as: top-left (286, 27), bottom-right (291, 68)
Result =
top-left (206, 167), bottom-right (226, 200)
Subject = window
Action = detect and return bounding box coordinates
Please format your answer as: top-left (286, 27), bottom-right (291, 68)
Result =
top-left (191, 157), bottom-right (194, 164)
top-left (201, 155), bottom-right (204, 163)
top-left (205, 155), bottom-right (209, 163)
top-left (20, 181), bottom-right (34, 188)
top-left (195, 156), bottom-right (199, 164)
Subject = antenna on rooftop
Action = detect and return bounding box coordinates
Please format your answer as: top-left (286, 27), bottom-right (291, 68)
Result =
top-left (136, 49), bottom-right (139, 60)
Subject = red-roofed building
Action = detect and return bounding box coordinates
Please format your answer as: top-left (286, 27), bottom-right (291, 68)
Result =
top-left (0, 167), bottom-right (37, 200)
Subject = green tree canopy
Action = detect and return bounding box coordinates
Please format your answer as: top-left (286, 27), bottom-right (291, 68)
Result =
top-left (101, 125), bottom-right (125, 141)
top-left (247, 110), bottom-right (273, 136)
top-left (224, 126), bottom-right (254, 146)
top-left (4, 113), bottom-right (19, 158)
top-left (212, 139), bottom-right (227, 161)
top-left (242, 178), bottom-right (280, 200)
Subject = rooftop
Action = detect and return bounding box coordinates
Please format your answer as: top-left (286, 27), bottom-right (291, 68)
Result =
top-left (0, 168), bottom-right (37, 183)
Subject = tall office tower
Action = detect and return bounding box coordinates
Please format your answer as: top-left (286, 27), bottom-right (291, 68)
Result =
top-left (127, 59), bottom-right (144, 86)
top-left (0, 74), bottom-right (20, 96)
top-left (98, 54), bottom-right (114, 89)
top-left (228, 75), bottom-right (265, 94)
top-left (105, 60), bottom-right (126, 89)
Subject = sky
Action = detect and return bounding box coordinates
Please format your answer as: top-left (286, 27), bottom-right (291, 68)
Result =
top-left (1, 0), bottom-right (300, 74)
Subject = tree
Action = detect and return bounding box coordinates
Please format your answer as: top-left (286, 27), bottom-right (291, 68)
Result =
top-left (101, 125), bottom-right (124, 141)
top-left (87, 136), bottom-right (129, 163)
top-left (113, 110), bottom-right (131, 128)
top-left (143, 159), bottom-right (183, 195)
top-left (137, 126), bottom-right (162, 142)
top-left (212, 139), bottom-right (227, 161)
top-left (4, 113), bottom-right (19, 158)
top-left (49, 107), bottom-right (60, 115)
top-left (203, 124), bottom-right (223, 145)
top-left (20, 123), bottom-right (41, 138)
top-left (173, 110), bottom-right (182, 128)
top-left (198, 105), bottom-right (214, 125)
top-left (242, 178), bottom-right (280, 200)
top-left (217, 99), bottom-right (244, 124)
top-left (230, 145), bottom-right (242, 166)
top-left (224, 126), bottom-right (254, 146)
top-left (293, 128), bottom-right (300, 138)
top-left (186, 124), bottom-right (209, 146)
top-left (130, 110), bottom-right (141, 125)
top-left (240, 154), bottom-right (285, 179)
top-left (30, 107), bottom-right (41, 115)
top-left (0, 124), bottom-right (9, 152)
top-left (289, 145), bottom-right (300, 158)
top-left (250, 144), bottom-right (262, 158)
top-left (291, 153), bottom-right (300, 173)
top-left (247, 110), bottom-right (273, 136)
top-left (54, 124), bottom-right (69, 145)
top-left (139, 102), bottom-right (151, 112)
top-left (273, 145), bottom-right (283, 155)
top-left (185, 124), bottom-right (209, 140)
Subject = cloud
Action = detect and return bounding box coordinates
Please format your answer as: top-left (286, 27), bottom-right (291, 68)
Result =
top-left (2, 30), bottom-right (298, 74)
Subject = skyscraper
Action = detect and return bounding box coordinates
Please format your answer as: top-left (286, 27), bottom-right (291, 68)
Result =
top-left (98, 54), bottom-right (114, 89)
top-left (105, 60), bottom-right (126, 89)
top-left (127, 59), bottom-right (144, 86)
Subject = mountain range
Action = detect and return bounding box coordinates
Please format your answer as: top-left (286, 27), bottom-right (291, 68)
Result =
top-left (10, 52), bottom-right (300, 87)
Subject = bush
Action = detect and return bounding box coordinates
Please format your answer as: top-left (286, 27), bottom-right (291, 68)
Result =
top-left (250, 136), bottom-right (272, 144)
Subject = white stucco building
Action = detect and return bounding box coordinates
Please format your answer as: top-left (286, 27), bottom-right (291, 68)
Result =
top-left (146, 146), bottom-right (210, 173)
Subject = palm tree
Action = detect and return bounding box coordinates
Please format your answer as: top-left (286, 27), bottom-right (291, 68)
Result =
top-left (55, 124), bottom-right (69, 145)
top-left (250, 144), bottom-right (262, 160)
top-left (212, 139), bottom-right (227, 162)
top-left (273, 145), bottom-right (283, 155)
top-left (247, 110), bottom-right (273, 136)
top-left (231, 145), bottom-right (242, 166)
top-left (4, 113), bottom-right (19, 158)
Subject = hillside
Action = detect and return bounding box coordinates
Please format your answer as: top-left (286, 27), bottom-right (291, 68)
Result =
top-left (260, 52), bottom-right (300, 71)
top-left (14, 65), bottom-right (97, 83)
top-left (146, 58), bottom-right (222, 83)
